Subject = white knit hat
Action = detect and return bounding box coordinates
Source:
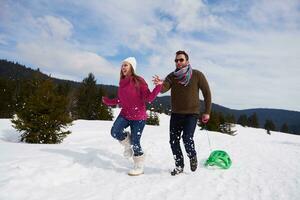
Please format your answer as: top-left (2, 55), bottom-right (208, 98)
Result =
top-left (123, 57), bottom-right (137, 72)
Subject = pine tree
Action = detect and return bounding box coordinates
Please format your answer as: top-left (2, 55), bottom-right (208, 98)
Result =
top-left (13, 75), bottom-right (42, 112)
top-left (11, 78), bottom-right (72, 144)
top-left (237, 114), bottom-right (248, 127)
top-left (75, 73), bottom-right (98, 119)
top-left (146, 110), bottom-right (160, 126)
top-left (225, 114), bottom-right (236, 124)
top-left (280, 123), bottom-right (289, 133)
top-left (74, 73), bottom-right (113, 120)
top-left (0, 78), bottom-right (15, 118)
top-left (157, 103), bottom-right (163, 114)
top-left (248, 113), bottom-right (259, 128)
top-left (264, 119), bottom-right (276, 134)
top-left (56, 82), bottom-right (71, 96)
top-left (205, 111), bottom-right (220, 131)
top-left (97, 87), bottom-right (113, 120)
top-left (218, 112), bottom-right (225, 124)
top-left (56, 83), bottom-right (74, 118)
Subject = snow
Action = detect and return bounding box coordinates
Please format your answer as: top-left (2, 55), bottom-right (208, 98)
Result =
top-left (1, 109), bottom-right (300, 200)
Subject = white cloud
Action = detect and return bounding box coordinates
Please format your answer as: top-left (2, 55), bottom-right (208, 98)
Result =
top-left (13, 15), bottom-right (119, 83)
top-left (16, 41), bottom-right (118, 79)
top-left (36, 16), bottom-right (74, 40)
top-left (1, 0), bottom-right (300, 111)
top-left (248, 0), bottom-right (300, 29)
top-left (161, 0), bottom-right (223, 32)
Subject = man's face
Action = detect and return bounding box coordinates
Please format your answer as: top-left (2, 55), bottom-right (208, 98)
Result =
top-left (175, 54), bottom-right (189, 69)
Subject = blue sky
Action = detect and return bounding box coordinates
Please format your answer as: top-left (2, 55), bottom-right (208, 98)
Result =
top-left (1, 0), bottom-right (300, 111)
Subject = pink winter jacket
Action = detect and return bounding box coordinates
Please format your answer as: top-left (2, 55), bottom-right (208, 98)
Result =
top-left (102, 76), bottom-right (162, 120)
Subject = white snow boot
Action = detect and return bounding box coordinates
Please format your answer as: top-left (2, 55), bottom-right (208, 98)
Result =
top-left (119, 134), bottom-right (133, 159)
top-left (128, 154), bottom-right (145, 176)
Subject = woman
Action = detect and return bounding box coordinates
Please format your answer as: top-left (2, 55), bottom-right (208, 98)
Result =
top-left (102, 57), bottom-right (162, 176)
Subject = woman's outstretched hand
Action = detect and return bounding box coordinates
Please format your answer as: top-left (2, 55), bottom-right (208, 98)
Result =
top-left (152, 75), bottom-right (163, 86)
top-left (102, 96), bottom-right (109, 105)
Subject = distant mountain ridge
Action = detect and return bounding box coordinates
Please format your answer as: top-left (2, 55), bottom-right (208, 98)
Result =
top-left (0, 59), bottom-right (118, 97)
top-left (152, 96), bottom-right (300, 134)
top-left (1, 59), bottom-right (299, 134)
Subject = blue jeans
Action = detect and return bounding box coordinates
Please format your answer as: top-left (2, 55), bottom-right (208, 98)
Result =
top-left (111, 115), bottom-right (145, 156)
top-left (169, 113), bottom-right (198, 168)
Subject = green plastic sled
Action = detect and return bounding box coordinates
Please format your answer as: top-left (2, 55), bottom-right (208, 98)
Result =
top-left (205, 150), bottom-right (232, 169)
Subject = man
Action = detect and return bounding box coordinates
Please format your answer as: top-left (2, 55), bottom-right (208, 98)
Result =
top-left (154, 50), bottom-right (211, 175)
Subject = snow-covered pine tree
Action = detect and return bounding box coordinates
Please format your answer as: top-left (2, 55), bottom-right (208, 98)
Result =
top-left (11, 77), bottom-right (72, 144)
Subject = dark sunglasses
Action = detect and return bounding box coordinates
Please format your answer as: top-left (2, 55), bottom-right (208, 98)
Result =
top-left (174, 58), bottom-right (185, 63)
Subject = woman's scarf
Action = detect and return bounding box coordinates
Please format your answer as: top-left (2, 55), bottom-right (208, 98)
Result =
top-left (173, 64), bottom-right (193, 86)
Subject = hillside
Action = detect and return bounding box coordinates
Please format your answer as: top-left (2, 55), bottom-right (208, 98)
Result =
top-left (152, 97), bottom-right (300, 135)
top-left (0, 109), bottom-right (299, 200)
top-left (0, 59), bottom-right (118, 97)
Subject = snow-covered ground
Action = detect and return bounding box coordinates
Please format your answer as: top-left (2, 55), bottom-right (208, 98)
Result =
top-left (1, 109), bottom-right (300, 200)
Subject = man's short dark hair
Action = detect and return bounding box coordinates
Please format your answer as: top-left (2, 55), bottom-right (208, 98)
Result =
top-left (176, 50), bottom-right (189, 61)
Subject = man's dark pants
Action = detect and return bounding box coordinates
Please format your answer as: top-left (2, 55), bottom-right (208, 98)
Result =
top-left (169, 113), bottom-right (198, 168)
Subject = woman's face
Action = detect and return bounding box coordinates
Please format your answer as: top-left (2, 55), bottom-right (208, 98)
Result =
top-left (121, 62), bottom-right (133, 76)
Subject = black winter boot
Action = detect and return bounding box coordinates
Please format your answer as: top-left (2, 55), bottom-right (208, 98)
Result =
top-left (190, 156), bottom-right (198, 172)
top-left (170, 167), bottom-right (183, 176)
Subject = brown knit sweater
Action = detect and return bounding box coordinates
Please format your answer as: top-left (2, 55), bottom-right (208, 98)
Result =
top-left (161, 69), bottom-right (212, 115)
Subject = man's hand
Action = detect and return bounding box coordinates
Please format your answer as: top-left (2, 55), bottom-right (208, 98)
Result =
top-left (152, 75), bottom-right (163, 86)
top-left (201, 114), bottom-right (210, 124)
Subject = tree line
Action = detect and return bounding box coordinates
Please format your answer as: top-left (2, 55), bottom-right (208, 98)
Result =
top-left (197, 111), bottom-right (290, 134)
top-left (0, 73), bottom-right (114, 120)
